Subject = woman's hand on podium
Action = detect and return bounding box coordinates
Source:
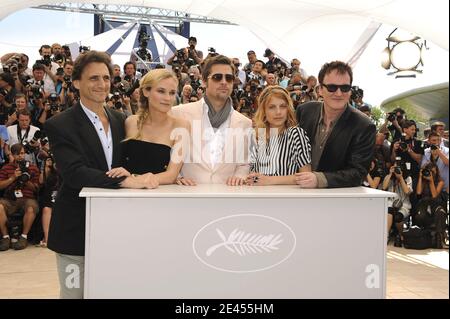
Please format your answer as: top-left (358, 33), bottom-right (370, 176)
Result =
top-left (142, 173), bottom-right (159, 189)
top-left (245, 172), bottom-right (266, 186)
top-left (176, 177), bottom-right (197, 186)
top-left (295, 172), bottom-right (318, 188)
top-left (226, 176), bottom-right (246, 186)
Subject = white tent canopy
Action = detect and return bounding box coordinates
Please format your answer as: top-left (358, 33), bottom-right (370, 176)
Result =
top-left (0, 0), bottom-right (448, 73)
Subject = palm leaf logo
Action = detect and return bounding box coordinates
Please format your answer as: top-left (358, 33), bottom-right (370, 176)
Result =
top-left (206, 228), bottom-right (283, 257)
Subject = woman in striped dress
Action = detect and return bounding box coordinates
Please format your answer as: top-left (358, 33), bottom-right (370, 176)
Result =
top-left (246, 86), bottom-right (311, 186)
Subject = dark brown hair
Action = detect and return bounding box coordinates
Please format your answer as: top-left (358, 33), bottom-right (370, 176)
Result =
top-left (318, 61), bottom-right (353, 85)
top-left (72, 51), bottom-right (113, 81)
top-left (201, 55), bottom-right (235, 82)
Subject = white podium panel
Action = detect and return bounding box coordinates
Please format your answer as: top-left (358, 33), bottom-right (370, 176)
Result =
top-left (81, 185), bottom-right (393, 299)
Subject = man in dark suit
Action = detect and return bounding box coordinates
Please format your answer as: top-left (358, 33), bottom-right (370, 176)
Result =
top-left (45, 51), bottom-right (155, 298)
top-left (295, 61), bottom-right (376, 188)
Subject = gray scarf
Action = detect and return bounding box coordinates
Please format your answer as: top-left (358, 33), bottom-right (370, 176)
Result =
top-left (204, 96), bottom-right (233, 129)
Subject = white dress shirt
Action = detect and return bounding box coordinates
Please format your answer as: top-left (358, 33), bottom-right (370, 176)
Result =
top-left (80, 102), bottom-right (113, 170)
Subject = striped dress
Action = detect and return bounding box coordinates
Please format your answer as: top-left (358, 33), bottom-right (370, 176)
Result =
top-left (250, 126), bottom-right (311, 176)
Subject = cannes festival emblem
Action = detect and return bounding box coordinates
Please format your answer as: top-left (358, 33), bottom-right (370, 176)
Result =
top-left (206, 228), bottom-right (283, 256)
top-left (193, 214), bottom-right (296, 273)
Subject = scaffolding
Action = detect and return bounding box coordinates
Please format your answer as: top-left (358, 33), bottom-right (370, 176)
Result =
top-left (32, 3), bottom-right (235, 26)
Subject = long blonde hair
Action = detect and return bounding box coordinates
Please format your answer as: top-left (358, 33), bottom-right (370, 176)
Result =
top-left (132, 69), bottom-right (178, 140)
top-left (253, 85), bottom-right (297, 140)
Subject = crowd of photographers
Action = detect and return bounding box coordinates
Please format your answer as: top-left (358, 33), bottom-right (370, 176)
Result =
top-left (366, 111), bottom-right (449, 248)
top-left (0, 37), bottom-right (448, 251)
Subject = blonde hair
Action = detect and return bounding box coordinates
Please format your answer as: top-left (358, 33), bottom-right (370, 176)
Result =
top-left (253, 85), bottom-right (297, 139)
top-left (132, 69), bottom-right (178, 140)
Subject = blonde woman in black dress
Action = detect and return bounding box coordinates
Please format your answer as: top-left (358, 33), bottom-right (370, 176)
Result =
top-left (107, 69), bottom-right (190, 186)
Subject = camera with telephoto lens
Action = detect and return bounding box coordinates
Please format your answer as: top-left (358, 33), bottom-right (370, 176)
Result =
top-left (3, 60), bottom-right (19, 74)
top-left (375, 159), bottom-right (385, 177)
top-left (16, 159), bottom-right (31, 188)
top-left (394, 156), bottom-right (403, 175)
top-left (387, 112), bottom-right (396, 122)
top-left (350, 86), bottom-right (362, 101)
top-left (422, 168), bottom-right (431, 177)
top-left (28, 81), bottom-right (44, 100)
top-left (39, 132), bottom-right (49, 147)
top-left (48, 93), bottom-right (60, 112)
top-left (110, 91), bottom-right (123, 110)
top-left (112, 76), bottom-right (122, 85)
top-left (36, 55), bottom-right (51, 67)
top-left (64, 75), bottom-right (72, 89)
top-left (398, 134), bottom-right (408, 152)
top-left (23, 130), bottom-right (43, 154)
top-left (53, 54), bottom-right (65, 64)
top-left (0, 88), bottom-right (8, 99)
top-left (394, 166), bottom-right (403, 175)
top-left (176, 49), bottom-right (186, 62)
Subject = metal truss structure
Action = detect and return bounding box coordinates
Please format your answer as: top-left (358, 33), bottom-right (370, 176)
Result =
top-left (32, 3), bottom-right (235, 25)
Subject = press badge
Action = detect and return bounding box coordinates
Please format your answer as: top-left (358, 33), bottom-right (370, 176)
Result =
top-left (14, 190), bottom-right (24, 198)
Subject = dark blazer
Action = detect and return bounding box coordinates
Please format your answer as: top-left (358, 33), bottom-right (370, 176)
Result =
top-left (296, 101), bottom-right (376, 188)
top-left (44, 103), bottom-right (127, 256)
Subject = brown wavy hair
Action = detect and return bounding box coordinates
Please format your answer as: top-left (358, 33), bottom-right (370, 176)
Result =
top-left (131, 68), bottom-right (178, 140)
top-left (253, 85), bottom-right (297, 139)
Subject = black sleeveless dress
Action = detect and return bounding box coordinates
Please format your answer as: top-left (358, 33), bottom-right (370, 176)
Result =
top-left (122, 139), bottom-right (171, 175)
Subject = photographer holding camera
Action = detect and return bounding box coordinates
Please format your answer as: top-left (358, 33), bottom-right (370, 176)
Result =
top-left (5, 93), bottom-right (29, 127)
top-left (186, 36), bottom-right (203, 65)
top-left (380, 107), bottom-right (406, 141)
top-left (415, 162), bottom-right (447, 248)
top-left (430, 121), bottom-right (449, 148)
top-left (286, 72), bottom-right (305, 110)
top-left (186, 65), bottom-right (202, 92)
top-left (382, 158), bottom-right (413, 246)
top-left (0, 143), bottom-right (40, 251)
top-left (247, 60), bottom-right (266, 86)
top-left (6, 109), bottom-right (41, 165)
top-left (51, 43), bottom-right (66, 67)
top-left (364, 158), bottom-right (384, 189)
top-left (30, 63), bottom-right (55, 97)
top-left (391, 120), bottom-right (424, 188)
top-left (0, 72), bottom-right (18, 108)
top-left (35, 93), bottom-right (62, 127)
top-left (421, 132), bottom-right (449, 193)
top-left (263, 48), bottom-right (287, 75)
top-left (59, 61), bottom-right (75, 110)
top-left (236, 79), bottom-right (260, 114)
top-left (36, 45), bottom-right (59, 86)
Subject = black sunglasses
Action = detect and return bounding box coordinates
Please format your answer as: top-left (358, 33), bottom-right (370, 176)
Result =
top-left (321, 83), bottom-right (352, 93)
top-left (209, 73), bottom-right (235, 83)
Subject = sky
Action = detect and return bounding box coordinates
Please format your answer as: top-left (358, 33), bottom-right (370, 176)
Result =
top-left (0, 8), bottom-right (448, 107)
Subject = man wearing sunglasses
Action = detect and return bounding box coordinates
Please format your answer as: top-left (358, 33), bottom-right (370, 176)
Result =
top-left (295, 61), bottom-right (376, 188)
top-left (172, 55), bottom-right (252, 186)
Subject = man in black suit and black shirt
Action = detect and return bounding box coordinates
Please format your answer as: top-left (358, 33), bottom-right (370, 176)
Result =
top-left (295, 61), bottom-right (376, 188)
top-left (45, 51), bottom-right (157, 298)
